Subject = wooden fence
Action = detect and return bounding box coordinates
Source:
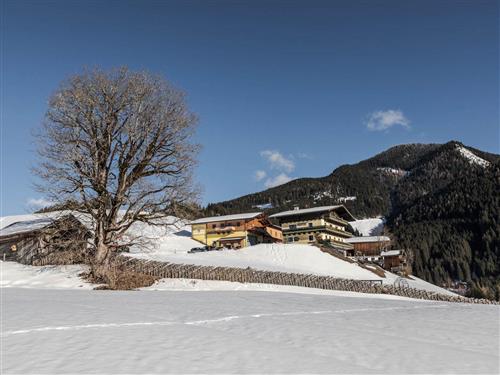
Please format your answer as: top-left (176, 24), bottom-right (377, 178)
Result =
top-left (113, 256), bottom-right (498, 305)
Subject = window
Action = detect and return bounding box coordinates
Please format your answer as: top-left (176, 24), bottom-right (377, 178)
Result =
top-left (287, 237), bottom-right (294, 243)
top-left (309, 235), bottom-right (314, 241)
top-left (236, 222), bottom-right (240, 227)
top-left (212, 224), bottom-right (216, 229)
top-left (289, 225), bottom-right (297, 230)
top-left (308, 223), bottom-right (313, 228)
top-left (294, 237), bottom-right (299, 242)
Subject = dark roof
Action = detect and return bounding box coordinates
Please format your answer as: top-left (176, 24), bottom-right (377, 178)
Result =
top-left (270, 205), bottom-right (356, 221)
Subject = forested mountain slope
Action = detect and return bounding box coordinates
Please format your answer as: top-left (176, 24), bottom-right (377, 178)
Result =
top-left (206, 143), bottom-right (442, 218)
top-left (388, 143), bottom-right (500, 299)
top-left (206, 141), bottom-right (500, 299)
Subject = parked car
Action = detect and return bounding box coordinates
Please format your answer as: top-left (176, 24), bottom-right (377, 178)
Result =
top-left (188, 246), bottom-right (210, 253)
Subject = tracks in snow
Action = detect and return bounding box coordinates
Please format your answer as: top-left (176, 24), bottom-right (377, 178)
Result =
top-left (2, 303), bottom-right (449, 337)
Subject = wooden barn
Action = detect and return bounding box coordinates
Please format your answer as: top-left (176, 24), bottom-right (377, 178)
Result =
top-left (345, 236), bottom-right (391, 257)
top-left (380, 250), bottom-right (407, 273)
top-left (0, 214), bottom-right (90, 265)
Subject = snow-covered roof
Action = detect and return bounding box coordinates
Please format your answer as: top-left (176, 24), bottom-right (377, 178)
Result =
top-left (381, 250), bottom-right (401, 257)
top-left (345, 236), bottom-right (391, 244)
top-left (190, 212), bottom-right (262, 224)
top-left (0, 218), bottom-right (56, 237)
top-left (270, 205), bottom-right (356, 221)
top-left (0, 211), bottom-right (65, 231)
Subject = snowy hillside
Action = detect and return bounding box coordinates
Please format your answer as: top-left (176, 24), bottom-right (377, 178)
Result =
top-left (131, 243), bottom-right (377, 279)
top-left (129, 242), bottom-right (454, 295)
top-left (377, 167), bottom-right (409, 177)
top-left (349, 217), bottom-right (385, 235)
top-left (1, 211), bottom-right (453, 296)
top-left (456, 145), bottom-right (490, 167)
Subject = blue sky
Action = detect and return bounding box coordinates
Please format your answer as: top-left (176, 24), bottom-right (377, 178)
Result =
top-left (1, 0), bottom-right (498, 215)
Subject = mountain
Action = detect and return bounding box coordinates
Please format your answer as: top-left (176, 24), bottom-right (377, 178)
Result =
top-left (205, 141), bottom-right (500, 299)
top-left (206, 143), bottom-right (442, 218)
top-left (388, 142), bottom-right (500, 299)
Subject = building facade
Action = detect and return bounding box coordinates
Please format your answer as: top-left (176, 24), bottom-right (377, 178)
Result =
top-left (269, 205), bottom-right (355, 250)
top-left (191, 212), bottom-right (282, 249)
top-left (380, 249), bottom-right (408, 274)
top-left (344, 236), bottom-right (391, 257)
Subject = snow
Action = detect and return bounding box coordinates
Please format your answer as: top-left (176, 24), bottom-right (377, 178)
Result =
top-left (128, 243), bottom-right (455, 295)
top-left (337, 195), bottom-right (356, 202)
top-left (143, 278), bottom-right (418, 301)
top-left (2, 288), bottom-right (499, 374)
top-left (349, 217), bottom-right (385, 236)
top-left (0, 211), bottom-right (63, 231)
top-left (130, 243), bottom-right (382, 280)
top-left (191, 212), bottom-right (262, 224)
top-left (381, 249), bottom-right (401, 257)
top-left (0, 217), bottom-right (55, 236)
top-left (253, 203), bottom-right (273, 209)
top-left (0, 210), bottom-right (94, 232)
top-left (312, 191), bottom-right (334, 201)
top-left (1, 212), bottom-right (454, 296)
top-left (345, 235), bottom-right (391, 244)
top-left (456, 145), bottom-right (490, 168)
top-left (377, 167), bottom-right (409, 177)
top-left (270, 205), bottom-right (346, 218)
top-left (0, 261), bottom-right (93, 289)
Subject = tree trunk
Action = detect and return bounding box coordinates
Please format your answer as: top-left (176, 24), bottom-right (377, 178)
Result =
top-left (95, 227), bottom-right (111, 266)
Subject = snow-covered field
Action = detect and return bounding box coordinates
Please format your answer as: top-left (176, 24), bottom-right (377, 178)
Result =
top-left (0, 259), bottom-right (497, 373)
top-left (2, 287), bottom-right (499, 374)
top-left (2, 208), bottom-right (498, 372)
top-left (0, 262), bottom-right (93, 289)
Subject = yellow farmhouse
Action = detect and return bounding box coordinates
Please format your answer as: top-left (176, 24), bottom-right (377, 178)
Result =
top-left (191, 212), bottom-right (282, 249)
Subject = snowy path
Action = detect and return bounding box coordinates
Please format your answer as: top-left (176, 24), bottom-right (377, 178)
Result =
top-left (2, 288), bottom-right (499, 374)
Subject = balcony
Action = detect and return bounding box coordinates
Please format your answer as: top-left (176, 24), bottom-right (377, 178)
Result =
top-left (207, 226), bottom-right (237, 234)
top-left (282, 225), bottom-right (352, 238)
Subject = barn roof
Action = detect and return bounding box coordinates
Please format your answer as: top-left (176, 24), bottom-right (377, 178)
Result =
top-left (345, 236), bottom-right (391, 244)
top-left (0, 212), bottom-right (90, 240)
top-left (0, 218), bottom-right (56, 237)
top-left (380, 250), bottom-right (402, 257)
top-left (190, 212), bottom-right (263, 224)
top-left (269, 205), bottom-right (356, 221)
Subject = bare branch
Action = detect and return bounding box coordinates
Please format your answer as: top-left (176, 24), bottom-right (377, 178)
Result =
top-left (34, 67), bottom-right (200, 265)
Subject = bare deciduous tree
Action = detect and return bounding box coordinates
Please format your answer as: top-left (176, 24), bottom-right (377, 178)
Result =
top-left (34, 67), bottom-right (199, 266)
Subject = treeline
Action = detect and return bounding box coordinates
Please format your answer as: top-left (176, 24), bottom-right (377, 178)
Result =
top-left (388, 146), bottom-right (500, 300)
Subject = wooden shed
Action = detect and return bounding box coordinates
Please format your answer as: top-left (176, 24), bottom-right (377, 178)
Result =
top-left (380, 249), bottom-right (407, 273)
top-left (0, 214), bottom-right (90, 265)
top-left (345, 236), bottom-right (391, 256)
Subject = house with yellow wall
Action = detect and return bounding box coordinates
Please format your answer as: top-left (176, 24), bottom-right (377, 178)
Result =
top-left (269, 205), bottom-right (355, 251)
top-left (191, 212), bottom-right (282, 249)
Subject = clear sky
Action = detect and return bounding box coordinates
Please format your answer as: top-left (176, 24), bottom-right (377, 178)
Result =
top-left (1, 0), bottom-right (499, 215)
